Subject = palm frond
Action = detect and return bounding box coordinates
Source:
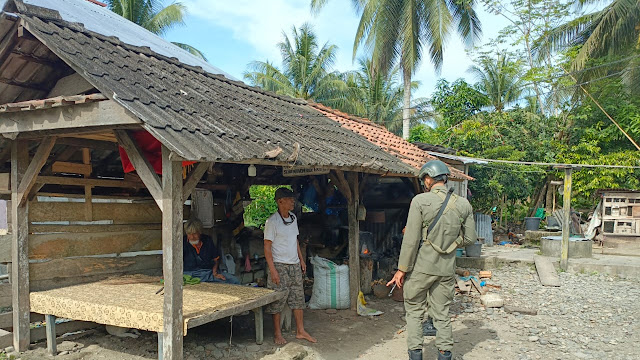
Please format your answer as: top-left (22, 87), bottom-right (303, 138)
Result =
top-left (171, 42), bottom-right (207, 60)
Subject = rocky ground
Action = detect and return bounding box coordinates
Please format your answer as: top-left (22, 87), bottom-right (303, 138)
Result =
top-left (362, 264), bottom-right (640, 360)
top-left (2, 264), bottom-right (639, 360)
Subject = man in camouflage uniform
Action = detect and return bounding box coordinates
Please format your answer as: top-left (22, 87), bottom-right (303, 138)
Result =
top-left (388, 160), bottom-right (477, 360)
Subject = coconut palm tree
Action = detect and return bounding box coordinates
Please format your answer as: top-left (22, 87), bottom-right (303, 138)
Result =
top-left (243, 23), bottom-right (348, 106)
top-left (106, 0), bottom-right (207, 60)
top-left (311, 0), bottom-right (482, 139)
top-left (341, 58), bottom-right (423, 134)
top-left (536, 0), bottom-right (640, 91)
top-left (468, 54), bottom-right (525, 112)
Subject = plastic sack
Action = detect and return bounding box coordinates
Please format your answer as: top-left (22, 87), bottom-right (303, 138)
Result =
top-left (308, 256), bottom-right (350, 309)
top-left (357, 291), bottom-right (383, 316)
top-left (223, 254), bottom-right (236, 275)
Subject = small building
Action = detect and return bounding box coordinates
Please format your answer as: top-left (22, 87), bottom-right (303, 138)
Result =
top-left (412, 142), bottom-right (486, 198)
top-left (597, 189), bottom-right (640, 254)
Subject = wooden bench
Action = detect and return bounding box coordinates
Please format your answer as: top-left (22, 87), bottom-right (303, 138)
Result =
top-left (29, 278), bottom-right (285, 359)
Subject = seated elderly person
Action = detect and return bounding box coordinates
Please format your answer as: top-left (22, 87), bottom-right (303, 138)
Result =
top-left (183, 218), bottom-right (239, 284)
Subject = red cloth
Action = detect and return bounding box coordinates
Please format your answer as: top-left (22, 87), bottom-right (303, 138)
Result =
top-left (119, 130), bottom-right (195, 174)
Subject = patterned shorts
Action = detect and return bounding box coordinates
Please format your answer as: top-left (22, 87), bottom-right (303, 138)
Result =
top-left (265, 262), bottom-right (305, 314)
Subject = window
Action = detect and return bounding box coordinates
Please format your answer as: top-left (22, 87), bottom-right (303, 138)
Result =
top-left (606, 198), bottom-right (613, 202)
top-left (605, 207), bottom-right (612, 215)
top-left (603, 221), bottom-right (614, 233)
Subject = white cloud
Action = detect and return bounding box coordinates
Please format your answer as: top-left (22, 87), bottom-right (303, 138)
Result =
top-left (184, 0), bottom-right (314, 61)
top-left (184, 0), bottom-right (509, 97)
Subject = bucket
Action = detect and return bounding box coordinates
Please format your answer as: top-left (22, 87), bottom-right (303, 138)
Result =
top-left (455, 248), bottom-right (464, 257)
top-left (546, 216), bottom-right (561, 230)
top-left (465, 243), bottom-right (482, 257)
top-left (524, 217), bottom-right (542, 231)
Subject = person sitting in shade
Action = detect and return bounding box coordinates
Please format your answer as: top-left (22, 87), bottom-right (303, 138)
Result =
top-left (183, 218), bottom-right (240, 284)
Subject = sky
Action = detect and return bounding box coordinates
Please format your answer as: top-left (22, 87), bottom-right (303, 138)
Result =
top-left (164, 1), bottom-right (512, 99)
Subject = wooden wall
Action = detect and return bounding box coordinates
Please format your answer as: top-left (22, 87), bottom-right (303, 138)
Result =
top-left (0, 195), bottom-right (184, 345)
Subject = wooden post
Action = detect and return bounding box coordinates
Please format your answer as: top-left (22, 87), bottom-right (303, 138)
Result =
top-left (45, 314), bottom-right (57, 356)
top-left (560, 167), bottom-right (572, 271)
top-left (157, 332), bottom-right (163, 360)
top-left (253, 307), bottom-right (264, 345)
top-left (161, 146), bottom-right (183, 360)
top-left (11, 139), bottom-right (30, 351)
top-left (347, 172), bottom-right (360, 311)
top-left (82, 148), bottom-right (92, 221)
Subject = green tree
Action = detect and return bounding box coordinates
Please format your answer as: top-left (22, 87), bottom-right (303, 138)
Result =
top-left (429, 79), bottom-right (488, 128)
top-left (243, 24), bottom-right (348, 107)
top-left (482, 0), bottom-right (573, 115)
top-left (468, 53), bottom-right (525, 112)
top-left (106, 0), bottom-right (207, 60)
top-left (339, 58), bottom-right (413, 133)
top-left (312, 0), bottom-right (482, 139)
top-left (243, 186), bottom-right (280, 229)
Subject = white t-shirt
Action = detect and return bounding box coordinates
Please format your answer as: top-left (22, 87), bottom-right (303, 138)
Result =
top-left (264, 212), bottom-right (299, 264)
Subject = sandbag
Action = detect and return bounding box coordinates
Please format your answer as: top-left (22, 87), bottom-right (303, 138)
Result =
top-left (309, 256), bottom-right (350, 309)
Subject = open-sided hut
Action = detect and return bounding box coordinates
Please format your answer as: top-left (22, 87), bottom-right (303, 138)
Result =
top-left (0, 1), bottom-right (467, 359)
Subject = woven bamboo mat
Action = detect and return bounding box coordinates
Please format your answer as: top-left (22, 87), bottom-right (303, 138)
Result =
top-left (30, 275), bottom-right (274, 333)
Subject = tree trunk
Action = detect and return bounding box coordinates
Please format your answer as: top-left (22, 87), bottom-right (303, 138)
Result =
top-left (402, 67), bottom-right (412, 140)
top-left (529, 175), bottom-right (550, 217)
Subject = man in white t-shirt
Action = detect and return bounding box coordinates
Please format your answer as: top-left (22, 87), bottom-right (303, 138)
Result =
top-left (264, 187), bottom-right (316, 345)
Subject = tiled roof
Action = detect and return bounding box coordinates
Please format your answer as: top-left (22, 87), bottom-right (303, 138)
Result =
top-left (16, 11), bottom-right (415, 175)
top-left (309, 103), bottom-right (472, 181)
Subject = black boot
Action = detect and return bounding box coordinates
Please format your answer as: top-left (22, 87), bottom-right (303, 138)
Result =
top-left (408, 349), bottom-right (422, 360)
top-left (437, 350), bottom-right (452, 360)
top-left (422, 317), bottom-right (437, 336)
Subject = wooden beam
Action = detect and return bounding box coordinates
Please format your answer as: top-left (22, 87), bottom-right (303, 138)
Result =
top-left (16, 137), bottom-right (56, 206)
top-left (11, 139), bottom-right (30, 351)
top-left (328, 170), bottom-right (351, 202)
top-left (0, 76), bottom-right (48, 92)
top-left (161, 145), bottom-right (183, 360)
top-left (183, 162), bottom-right (211, 200)
top-left (51, 161), bottom-right (92, 176)
top-left (36, 175), bottom-right (142, 189)
top-left (0, 283), bottom-right (10, 308)
top-left (0, 229), bottom-right (162, 261)
top-left (56, 137), bottom-right (118, 152)
top-left (0, 100), bottom-right (141, 135)
top-left (114, 130), bottom-right (162, 208)
top-left (347, 172), bottom-right (360, 311)
top-left (11, 50), bottom-right (61, 67)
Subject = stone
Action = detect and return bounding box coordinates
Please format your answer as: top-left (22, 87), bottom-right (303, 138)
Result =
top-left (529, 336), bottom-right (539, 342)
top-left (246, 345), bottom-right (261, 352)
top-left (205, 343), bottom-right (216, 350)
top-left (215, 342), bottom-right (229, 349)
top-left (57, 341), bottom-right (77, 352)
top-left (539, 338), bottom-right (548, 345)
top-left (259, 343), bottom-right (323, 360)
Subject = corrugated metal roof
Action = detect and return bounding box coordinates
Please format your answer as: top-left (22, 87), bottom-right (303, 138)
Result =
top-left (310, 103), bottom-right (472, 180)
top-left (426, 151), bottom-right (488, 165)
top-left (474, 212), bottom-right (493, 246)
top-left (8, 0), bottom-right (236, 80)
top-left (15, 12), bottom-right (415, 175)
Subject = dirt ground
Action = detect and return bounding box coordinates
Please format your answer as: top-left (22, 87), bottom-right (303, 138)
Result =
top-left (5, 263), bottom-right (640, 360)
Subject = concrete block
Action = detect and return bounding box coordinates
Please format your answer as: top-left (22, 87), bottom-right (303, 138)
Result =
top-left (541, 238), bottom-right (592, 258)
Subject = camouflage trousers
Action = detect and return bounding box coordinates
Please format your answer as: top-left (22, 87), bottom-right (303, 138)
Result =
top-left (265, 262), bottom-right (305, 314)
